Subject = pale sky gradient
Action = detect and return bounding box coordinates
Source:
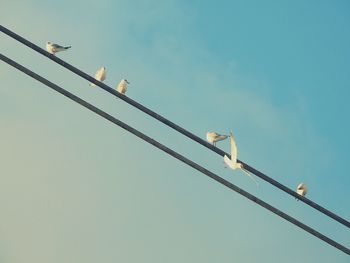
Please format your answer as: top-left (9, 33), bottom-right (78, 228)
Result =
top-left (1, 0), bottom-right (350, 262)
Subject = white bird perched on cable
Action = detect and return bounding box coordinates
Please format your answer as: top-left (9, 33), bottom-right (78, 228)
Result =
top-left (90, 67), bottom-right (107, 87)
top-left (223, 131), bottom-right (259, 187)
top-left (206, 132), bottom-right (228, 146)
top-left (296, 183), bottom-right (308, 200)
top-left (46, 42), bottom-right (71, 55)
top-left (116, 79), bottom-right (130, 94)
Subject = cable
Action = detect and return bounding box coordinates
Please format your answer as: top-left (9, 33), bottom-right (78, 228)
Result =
top-left (1, 53), bottom-right (349, 256)
top-left (1, 24), bottom-right (349, 229)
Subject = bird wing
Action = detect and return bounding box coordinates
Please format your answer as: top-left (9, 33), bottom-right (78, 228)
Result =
top-left (117, 81), bottom-right (124, 92)
top-left (51, 43), bottom-right (65, 49)
top-left (90, 70), bottom-right (99, 86)
top-left (241, 167), bottom-right (259, 187)
top-left (229, 131), bottom-right (238, 163)
top-left (101, 69), bottom-right (106, 80)
top-left (120, 80), bottom-right (128, 92)
top-left (92, 68), bottom-right (106, 84)
top-left (95, 68), bottom-right (103, 79)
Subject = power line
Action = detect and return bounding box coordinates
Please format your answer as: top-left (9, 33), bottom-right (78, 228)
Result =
top-left (1, 53), bottom-right (349, 256)
top-left (1, 24), bottom-right (349, 230)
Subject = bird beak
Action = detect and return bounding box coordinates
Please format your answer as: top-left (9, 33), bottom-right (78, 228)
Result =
top-left (126, 80), bottom-right (130, 84)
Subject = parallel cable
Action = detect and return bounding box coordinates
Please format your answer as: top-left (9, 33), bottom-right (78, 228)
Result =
top-left (1, 53), bottom-right (349, 256)
top-left (1, 24), bottom-right (349, 229)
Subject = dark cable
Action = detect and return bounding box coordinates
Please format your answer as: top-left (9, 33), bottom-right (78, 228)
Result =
top-left (1, 24), bottom-right (349, 229)
top-left (1, 53), bottom-right (349, 256)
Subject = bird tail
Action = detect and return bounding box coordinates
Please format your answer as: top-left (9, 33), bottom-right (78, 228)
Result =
top-left (64, 46), bottom-right (71, 50)
top-left (241, 167), bottom-right (259, 188)
top-left (89, 83), bottom-right (96, 87)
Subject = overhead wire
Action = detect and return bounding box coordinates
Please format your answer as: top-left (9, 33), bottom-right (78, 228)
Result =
top-left (1, 53), bottom-right (349, 256)
top-left (1, 25), bottom-right (349, 229)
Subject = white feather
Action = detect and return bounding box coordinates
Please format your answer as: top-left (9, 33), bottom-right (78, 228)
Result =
top-left (116, 79), bottom-right (129, 94)
top-left (223, 131), bottom-right (258, 187)
top-left (296, 183), bottom-right (308, 197)
top-left (206, 132), bottom-right (228, 145)
top-left (90, 67), bottom-right (107, 87)
top-left (46, 41), bottom-right (71, 55)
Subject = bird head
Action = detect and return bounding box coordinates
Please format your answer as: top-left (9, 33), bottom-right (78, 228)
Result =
top-left (296, 183), bottom-right (308, 196)
top-left (124, 79), bottom-right (130, 84)
top-left (297, 183), bottom-right (307, 191)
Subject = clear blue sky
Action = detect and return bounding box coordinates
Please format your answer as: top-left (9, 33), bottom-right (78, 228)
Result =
top-left (1, 0), bottom-right (349, 262)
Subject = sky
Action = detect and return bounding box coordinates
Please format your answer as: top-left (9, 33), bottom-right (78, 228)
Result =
top-left (1, 0), bottom-right (350, 262)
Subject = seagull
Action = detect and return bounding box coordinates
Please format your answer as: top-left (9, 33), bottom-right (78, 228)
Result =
top-left (223, 131), bottom-right (259, 187)
top-left (116, 79), bottom-right (130, 94)
top-left (296, 183), bottom-right (308, 200)
top-left (206, 132), bottom-right (228, 146)
top-left (46, 42), bottom-right (71, 55)
top-left (90, 67), bottom-right (107, 87)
